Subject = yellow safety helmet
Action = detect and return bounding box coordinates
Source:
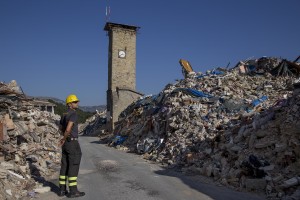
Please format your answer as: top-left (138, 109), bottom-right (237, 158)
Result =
top-left (66, 94), bottom-right (79, 104)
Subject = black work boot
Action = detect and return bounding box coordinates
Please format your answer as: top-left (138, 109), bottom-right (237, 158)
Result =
top-left (58, 186), bottom-right (68, 197)
top-left (67, 186), bottom-right (85, 198)
top-left (66, 191), bottom-right (85, 198)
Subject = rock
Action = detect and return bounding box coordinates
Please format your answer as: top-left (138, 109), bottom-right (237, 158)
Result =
top-left (245, 178), bottom-right (267, 191)
top-left (34, 186), bottom-right (51, 193)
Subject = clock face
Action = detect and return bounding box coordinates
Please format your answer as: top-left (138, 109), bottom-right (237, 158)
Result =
top-left (118, 50), bottom-right (126, 58)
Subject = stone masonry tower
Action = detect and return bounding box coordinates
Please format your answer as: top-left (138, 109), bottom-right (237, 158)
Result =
top-left (104, 22), bottom-right (143, 131)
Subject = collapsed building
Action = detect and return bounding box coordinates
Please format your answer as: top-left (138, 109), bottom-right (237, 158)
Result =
top-left (1, 55), bottom-right (300, 199)
top-left (0, 80), bottom-right (61, 199)
top-left (102, 56), bottom-right (300, 199)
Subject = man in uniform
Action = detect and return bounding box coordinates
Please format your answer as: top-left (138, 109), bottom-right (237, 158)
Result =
top-left (58, 94), bottom-right (85, 198)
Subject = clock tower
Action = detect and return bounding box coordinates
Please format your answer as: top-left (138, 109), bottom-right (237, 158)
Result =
top-left (104, 22), bottom-right (143, 131)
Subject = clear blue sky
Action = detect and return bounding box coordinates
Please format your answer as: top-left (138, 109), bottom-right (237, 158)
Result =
top-left (1, 0), bottom-right (299, 106)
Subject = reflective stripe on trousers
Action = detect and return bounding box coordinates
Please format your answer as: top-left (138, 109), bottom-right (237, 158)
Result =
top-left (59, 175), bottom-right (67, 185)
top-left (68, 176), bottom-right (78, 186)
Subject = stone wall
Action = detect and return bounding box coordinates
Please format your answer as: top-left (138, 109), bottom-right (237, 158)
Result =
top-left (105, 23), bottom-right (140, 131)
top-left (109, 28), bottom-right (136, 90)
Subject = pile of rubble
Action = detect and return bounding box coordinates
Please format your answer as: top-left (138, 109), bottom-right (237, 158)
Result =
top-left (79, 109), bottom-right (107, 136)
top-left (0, 80), bottom-right (61, 199)
top-left (109, 57), bottom-right (300, 199)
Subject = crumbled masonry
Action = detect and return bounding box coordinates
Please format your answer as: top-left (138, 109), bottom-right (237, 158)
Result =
top-left (103, 56), bottom-right (300, 199)
top-left (0, 80), bottom-right (61, 199)
top-left (1, 56), bottom-right (300, 199)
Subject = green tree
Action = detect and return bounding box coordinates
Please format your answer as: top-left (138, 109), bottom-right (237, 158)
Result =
top-left (48, 100), bottom-right (94, 123)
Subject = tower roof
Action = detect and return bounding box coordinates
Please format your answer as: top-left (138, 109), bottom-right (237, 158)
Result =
top-left (104, 22), bottom-right (140, 31)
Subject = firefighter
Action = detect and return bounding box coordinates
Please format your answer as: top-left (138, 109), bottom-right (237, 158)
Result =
top-left (58, 94), bottom-right (85, 198)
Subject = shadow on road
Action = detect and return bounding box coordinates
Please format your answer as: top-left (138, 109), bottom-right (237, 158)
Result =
top-left (90, 140), bottom-right (107, 144)
top-left (29, 163), bottom-right (61, 197)
top-left (153, 167), bottom-right (265, 200)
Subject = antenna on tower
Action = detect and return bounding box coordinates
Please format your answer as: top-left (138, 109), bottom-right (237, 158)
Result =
top-left (105, 0), bottom-right (111, 22)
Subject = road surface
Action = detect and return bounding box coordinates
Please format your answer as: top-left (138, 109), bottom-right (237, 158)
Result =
top-left (37, 136), bottom-right (265, 200)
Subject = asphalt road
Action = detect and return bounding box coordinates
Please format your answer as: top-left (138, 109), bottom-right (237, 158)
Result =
top-left (38, 136), bottom-right (265, 200)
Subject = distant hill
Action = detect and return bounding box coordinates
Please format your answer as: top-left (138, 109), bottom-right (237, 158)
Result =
top-left (79, 105), bottom-right (106, 113)
top-left (32, 96), bottom-right (106, 113)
